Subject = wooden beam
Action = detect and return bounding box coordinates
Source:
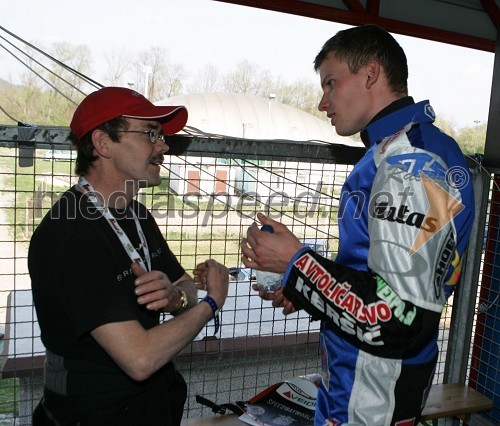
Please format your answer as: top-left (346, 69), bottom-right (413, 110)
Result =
top-left (480, 0), bottom-right (500, 26)
top-left (366, 0), bottom-right (381, 16)
top-left (342, 0), bottom-right (367, 14)
top-left (215, 0), bottom-right (495, 52)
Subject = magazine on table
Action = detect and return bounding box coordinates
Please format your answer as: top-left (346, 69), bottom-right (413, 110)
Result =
top-left (237, 374), bottom-right (320, 426)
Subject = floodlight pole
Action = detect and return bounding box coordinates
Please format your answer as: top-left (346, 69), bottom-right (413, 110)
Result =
top-left (267, 93), bottom-right (276, 137)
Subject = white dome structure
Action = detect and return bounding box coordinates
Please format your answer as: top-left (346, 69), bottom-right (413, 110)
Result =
top-left (157, 92), bottom-right (362, 147)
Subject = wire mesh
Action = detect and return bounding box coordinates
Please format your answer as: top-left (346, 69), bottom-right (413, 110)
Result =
top-left (0, 140), bottom-right (496, 424)
top-left (468, 175), bottom-right (500, 424)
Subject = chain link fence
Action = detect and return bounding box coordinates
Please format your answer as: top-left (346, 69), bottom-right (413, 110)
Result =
top-left (0, 126), bottom-right (496, 424)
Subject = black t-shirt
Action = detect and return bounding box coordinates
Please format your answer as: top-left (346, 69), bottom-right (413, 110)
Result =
top-left (28, 186), bottom-right (185, 404)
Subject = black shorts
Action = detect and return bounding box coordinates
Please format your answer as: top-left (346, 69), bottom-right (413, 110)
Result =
top-left (391, 353), bottom-right (438, 425)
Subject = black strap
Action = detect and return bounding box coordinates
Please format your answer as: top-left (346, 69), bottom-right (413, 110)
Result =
top-left (195, 395), bottom-right (245, 416)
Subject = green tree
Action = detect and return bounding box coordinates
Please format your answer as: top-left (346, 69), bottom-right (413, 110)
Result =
top-left (103, 47), bottom-right (133, 86)
top-left (434, 115), bottom-right (458, 139)
top-left (187, 63), bottom-right (221, 93)
top-left (136, 47), bottom-right (185, 101)
top-left (456, 121), bottom-right (487, 155)
top-left (277, 78), bottom-right (323, 119)
top-left (222, 60), bottom-right (269, 95)
top-left (1, 42), bottom-right (94, 126)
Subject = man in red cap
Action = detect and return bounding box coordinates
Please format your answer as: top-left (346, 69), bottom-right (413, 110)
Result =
top-left (28, 87), bottom-right (229, 425)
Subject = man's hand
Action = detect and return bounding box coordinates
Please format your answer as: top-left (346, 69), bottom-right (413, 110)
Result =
top-left (241, 212), bottom-right (303, 273)
top-left (194, 259), bottom-right (229, 308)
top-left (241, 213), bottom-right (303, 314)
top-left (132, 262), bottom-right (179, 312)
top-left (193, 261), bottom-right (210, 291)
top-left (252, 284), bottom-right (298, 315)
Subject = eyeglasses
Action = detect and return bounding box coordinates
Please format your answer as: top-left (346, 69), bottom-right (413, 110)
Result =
top-left (117, 129), bottom-right (165, 144)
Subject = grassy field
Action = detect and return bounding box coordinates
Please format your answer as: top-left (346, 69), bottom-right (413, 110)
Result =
top-left (0, 146), bottom-right (339, 267)
top-left (0, 350), bottom-right (18, 416)
top-left (0, 149), bottom-right (75, 241)
top-left (0, 378), bottom-right (18, 416)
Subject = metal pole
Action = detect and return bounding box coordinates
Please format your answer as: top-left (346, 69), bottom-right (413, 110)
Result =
top-left (444, 159), bottom-right (490, 384)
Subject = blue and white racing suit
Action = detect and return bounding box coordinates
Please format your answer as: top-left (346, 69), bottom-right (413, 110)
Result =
top-left (282, 99), bottom-right (475, 425)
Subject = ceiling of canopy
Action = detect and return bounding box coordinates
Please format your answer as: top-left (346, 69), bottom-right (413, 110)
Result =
top-left (216, 0), bottom-right (498, 52)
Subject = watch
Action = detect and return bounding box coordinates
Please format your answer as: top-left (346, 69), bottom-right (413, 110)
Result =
top-left (176, 289), bottom-right (188, 311)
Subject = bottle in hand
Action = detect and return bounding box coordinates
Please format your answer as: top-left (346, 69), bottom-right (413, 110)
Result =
top-left (255, 225), bottom-right (283, 293)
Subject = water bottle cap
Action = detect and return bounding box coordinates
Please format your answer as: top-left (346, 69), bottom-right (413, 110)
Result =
top-left (261, 224), bottom-right (274, 233)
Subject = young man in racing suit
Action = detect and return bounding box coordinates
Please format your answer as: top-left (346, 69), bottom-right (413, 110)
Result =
top-left (242, 25), bottom-right (475, 425)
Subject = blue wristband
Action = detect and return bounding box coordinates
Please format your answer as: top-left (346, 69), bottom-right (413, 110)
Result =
top-left (201, 296), bottom-right (220, 335)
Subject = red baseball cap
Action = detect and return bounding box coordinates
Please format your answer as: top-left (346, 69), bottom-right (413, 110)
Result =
top-left (70, 87), bottom-right (188, 141)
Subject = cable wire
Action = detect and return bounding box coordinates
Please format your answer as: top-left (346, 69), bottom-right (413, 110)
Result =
top-left (162, 156), bottom-right (338, 240)
top-left (0, 104), bottom-right (20, 123)
top-left (0, 35), bottom-right (87, 97)
top-left (0, 25), bottom-right (103, 90)
top-left (0, 42), bottom-right (78, 106)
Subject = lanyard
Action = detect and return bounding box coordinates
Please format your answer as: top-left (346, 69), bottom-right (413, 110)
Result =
top-left (76, 177), bottom-right (151, 272)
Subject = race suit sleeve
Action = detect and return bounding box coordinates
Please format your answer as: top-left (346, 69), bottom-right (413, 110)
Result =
top-left (282, 126), bottom-right (474, 359)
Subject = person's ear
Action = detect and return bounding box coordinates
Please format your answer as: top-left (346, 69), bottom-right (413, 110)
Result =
top-left (366, 60), bottom-right (381, 89)
top-left (91, 129), bottom-right (112, 159)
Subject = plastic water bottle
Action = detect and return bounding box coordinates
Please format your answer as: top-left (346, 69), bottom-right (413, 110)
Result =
top-left (255, 225), bottom-right (283, 293)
